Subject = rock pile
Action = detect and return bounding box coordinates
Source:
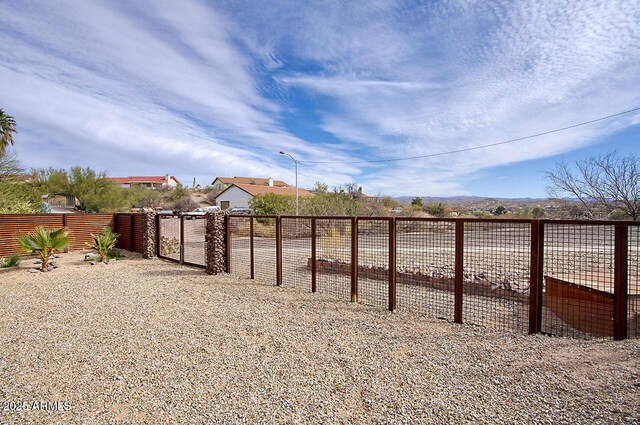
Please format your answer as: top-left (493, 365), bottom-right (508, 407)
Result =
top-left (205, 211), bottom-right (228, 275)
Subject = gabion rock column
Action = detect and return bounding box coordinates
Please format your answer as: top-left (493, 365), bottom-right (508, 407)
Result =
top-left (206, 211), bottom-right (228, 275)
top-left (141, 211), bottom-right (157, 259)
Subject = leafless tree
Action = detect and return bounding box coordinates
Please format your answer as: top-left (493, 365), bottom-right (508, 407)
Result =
top-left (0, 150), bottom-right (23, 181)
top-left (545, 151), bottom-right (639, 220)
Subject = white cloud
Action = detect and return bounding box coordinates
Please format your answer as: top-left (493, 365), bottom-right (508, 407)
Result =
top-left (0, 0), bottom-right (638, 196)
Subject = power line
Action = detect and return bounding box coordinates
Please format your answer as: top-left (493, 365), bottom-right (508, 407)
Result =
top-left (299, 106), bottom-right (640, 164)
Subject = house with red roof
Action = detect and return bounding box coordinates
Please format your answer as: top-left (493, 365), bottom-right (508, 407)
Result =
top-left (108, 175), bottom-right (181, 190)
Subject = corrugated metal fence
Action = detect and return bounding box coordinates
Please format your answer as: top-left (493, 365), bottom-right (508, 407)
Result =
top-left (0, 213), bottom-right (144, 257)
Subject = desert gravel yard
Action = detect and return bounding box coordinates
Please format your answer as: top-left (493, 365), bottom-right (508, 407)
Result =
top-left (0, 252), bottom-right (638, 424)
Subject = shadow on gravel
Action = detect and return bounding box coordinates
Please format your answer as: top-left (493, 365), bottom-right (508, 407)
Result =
top-left (145, 268), bottom-right (206, 276)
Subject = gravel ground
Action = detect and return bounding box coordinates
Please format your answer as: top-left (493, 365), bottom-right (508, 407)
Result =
top-left (0, 252), bottom-right (638, 424)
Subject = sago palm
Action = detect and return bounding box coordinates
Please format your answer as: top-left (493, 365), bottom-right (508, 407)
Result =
top-left (0, 109), bottom-right (17, 157)
top-left (18, 227), bottom-right (69, 270)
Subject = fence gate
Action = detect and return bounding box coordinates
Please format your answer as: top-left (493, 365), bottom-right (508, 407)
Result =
top-left (157, 214), bottom-right (206, 268)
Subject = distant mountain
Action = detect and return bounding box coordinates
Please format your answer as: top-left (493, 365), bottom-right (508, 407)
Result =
top-left (393, 195), bottom-right (550, 204)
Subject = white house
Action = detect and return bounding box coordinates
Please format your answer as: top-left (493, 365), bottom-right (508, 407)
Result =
top-left (214, 183), bottom-right (314, 210)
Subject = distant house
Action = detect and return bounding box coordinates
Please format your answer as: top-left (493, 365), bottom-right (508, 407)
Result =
top-left (210, 176), bottom-right (289, 191)
top-left (214, 183), bottom-right (314, 210)
top-left (108, 175), bottom-right (181, 190)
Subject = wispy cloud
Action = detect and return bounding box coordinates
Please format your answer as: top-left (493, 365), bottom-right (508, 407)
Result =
top-left (0, 0), bottom-right (638, 195)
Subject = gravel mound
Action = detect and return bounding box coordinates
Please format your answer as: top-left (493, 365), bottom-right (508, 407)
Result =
top-left (0, 252), bottom-right (638, 424)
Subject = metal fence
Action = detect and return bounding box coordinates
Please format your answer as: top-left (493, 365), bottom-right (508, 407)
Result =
top-left (157, 213), bottom-right (206, 268)
top-left (226, 215), bottom-right (639, 340)
top-left (0, 213), bottom-right (143, 257)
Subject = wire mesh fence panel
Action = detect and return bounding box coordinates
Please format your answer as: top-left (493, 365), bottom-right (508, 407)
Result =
top-left (462, 221), bottom-right (531, 333)
top-left (628, 225), bottom-right (639, 339)
top-left (182, 215), bottom-right (205, 267)
top-left (542, 223), bottom-right (615, 339)
top-left (253, 218), bottom-right (277, 285)
top-left (395, 220), bottom-right (456, 320)
top-left (316, 218), bottom-right (352, 301)
top-left (357, 219), bottom-right (389, 308)
top-left (158, 215), bottom-right (181, 262)
top-left (229, 216), bottom-right (251, 279)
top-left (281, 218), bottom-right (312, 290)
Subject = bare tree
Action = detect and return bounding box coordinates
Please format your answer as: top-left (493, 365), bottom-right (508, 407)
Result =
top-left (545, 152), bottom-right (639, 220)
top-left (0, 150), bottom-right (23, 181)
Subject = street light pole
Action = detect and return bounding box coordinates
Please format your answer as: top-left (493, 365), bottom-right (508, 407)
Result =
top-left (279, 151), bottom-right (298, 216)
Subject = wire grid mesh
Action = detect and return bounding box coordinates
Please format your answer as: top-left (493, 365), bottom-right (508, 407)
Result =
top-left (395, 220), bottom-right (456, 320)
top-left (281, 218), bottom-right (312, 290)
top-left (356, 219), bottom-right (389, 308)
top-left (316, 218), bottom-right (352, 301)
top-left (182, 216), bottom-right (205, 267)
top-left (158, 215), bottom-right (181, 262)
top-left (228, 216), bottom-right (251, 279)
top-left (253, 217), bottom-right (277, 285)
top-left (462, 221), bottom-right (531, 333)
top-left (628, 225), bottom-right (639, 339)
top-left (542, 223), bottom-right (615, 339)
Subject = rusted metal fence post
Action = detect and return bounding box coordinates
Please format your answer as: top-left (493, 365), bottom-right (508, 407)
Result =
top-left (311, 217), bottom-right (317, 293)
top-left (62, 214), bottom-right (69, 252)
top-left (351, 217), bottom-right (358, 303)
top-left (454, 220), bottom-right (464, 324)
top-left (276, 216), bottom-right (282, 286)
top-left (388, 217), bottom-right (396, 312)
top-left (528, 220), bottom-right (544, 334)
top-left (250, 217), bottom-right (255, 279)
top-left (613, 224), bottom-right (628, 340)
top-left (179, 215), bottom-right (185, 264)
top-left (225, 214), bottom-right (231, 274)
top-left (130, 213), bottom-right (135, 252)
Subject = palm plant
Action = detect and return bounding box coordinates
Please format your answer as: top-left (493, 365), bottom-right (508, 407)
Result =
top-left (0, 109), bottom-right (17, 157)
top-left (18, 227), bottom-right (69, 270)
top-left (88, 227), bottom-right (119, 261)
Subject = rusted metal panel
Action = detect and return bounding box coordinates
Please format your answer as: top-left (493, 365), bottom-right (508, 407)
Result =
top-left (0, 214), bottom-right (65, 257)
top-left (65, 214), bottom-right (114, 252)
top-left (115, 214), bottom-right (132, 251)
top-left (546, 276), bottom-right (614, 337)
top-left (132, 214), bottom-right (144, 253)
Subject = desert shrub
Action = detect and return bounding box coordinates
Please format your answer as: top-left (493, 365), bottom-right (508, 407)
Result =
top-left (0, 181), bottom-right (40, 213)
top-left (205, 190), bottom-right (221, 205)
top-left (299, 192), bottom-right (357, 216)
top-left (250, 193), bottom-right (294, 216)
top-left (88, 227), bottom-right (119, 261)
top-left (424, 202), bottom-right (449, 218)
top-left (18, 227), bottom-right (69, 270)
top-left (167, 184), bottom-right (189, 201)
top-left (129, 187), bottom-right (161, 208)
top-left (172, 196), bottom-right (199, 212)
top-left (493, 205), bottom-right (508, 216)
top-left (0, 254), bottom-right (21, 268)
top-left (532, 207), bottom-right (545, 218)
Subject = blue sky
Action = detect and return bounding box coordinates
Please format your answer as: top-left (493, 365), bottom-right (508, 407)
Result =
top-left (0, 0), bottom-right (638, 198)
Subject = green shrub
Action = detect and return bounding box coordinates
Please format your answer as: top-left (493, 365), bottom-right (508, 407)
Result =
top-left (0, 254), bottom-right (21, 268)
top-left (88, 227), bottom-right (119, 261)
top-left (18, 227), bottom-right (69, 270)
